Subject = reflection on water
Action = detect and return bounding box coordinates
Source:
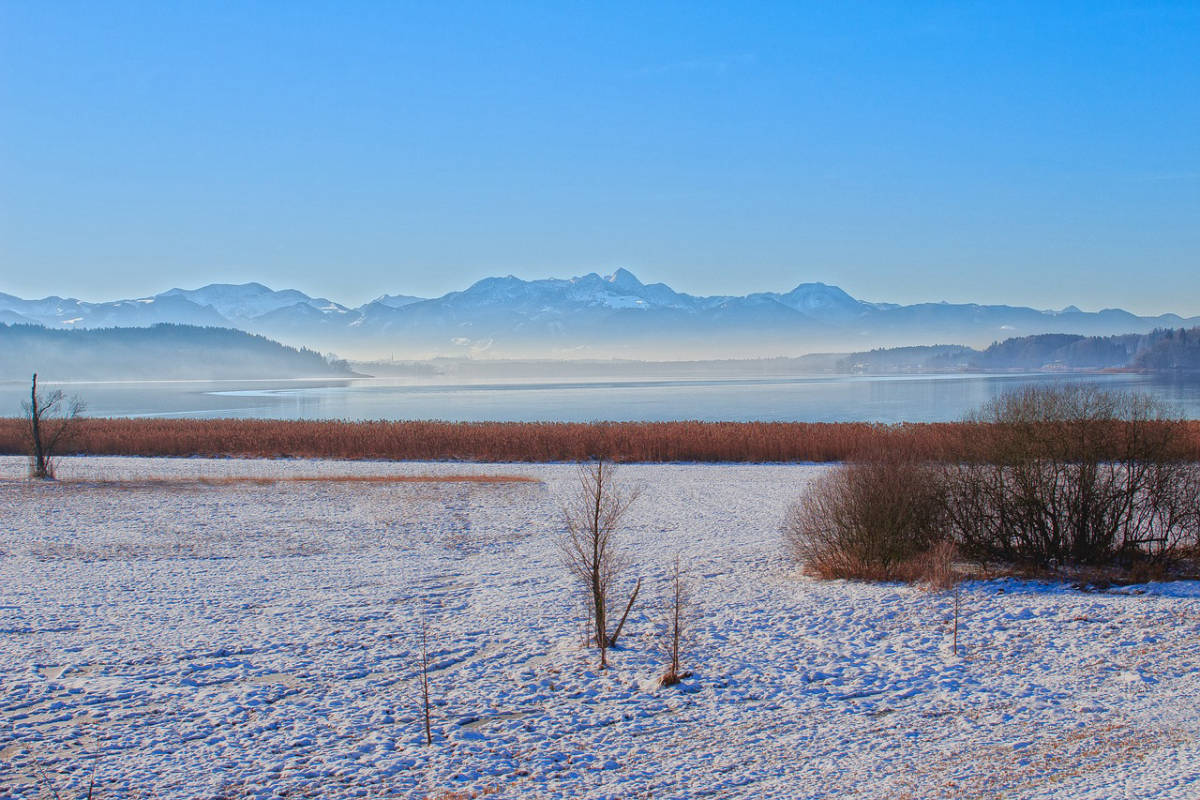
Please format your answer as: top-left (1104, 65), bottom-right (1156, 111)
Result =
top-left (1, 372), bottom-right (1198, 423)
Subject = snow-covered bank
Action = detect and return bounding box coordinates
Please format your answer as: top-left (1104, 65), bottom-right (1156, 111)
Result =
top-left (2, 457), bottom-right (1198, 799)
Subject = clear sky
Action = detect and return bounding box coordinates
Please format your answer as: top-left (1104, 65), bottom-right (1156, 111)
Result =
top-left (1, 1), bottom-right (1197, 314)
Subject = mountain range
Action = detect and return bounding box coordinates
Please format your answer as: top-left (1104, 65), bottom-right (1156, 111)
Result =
top-left (2, 269), bottom-right (1197, 360)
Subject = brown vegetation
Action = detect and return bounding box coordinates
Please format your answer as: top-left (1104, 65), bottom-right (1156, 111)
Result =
top-left (784, 453), bottom-right (949, 582)
top-left (2, 416), bottom-right (1197, 463)
top-left (786, 386), bottom-right (1200, 580)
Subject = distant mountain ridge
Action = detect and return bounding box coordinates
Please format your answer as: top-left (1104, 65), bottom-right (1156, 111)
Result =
top-left (2, 270), bottom-right (1197, 359)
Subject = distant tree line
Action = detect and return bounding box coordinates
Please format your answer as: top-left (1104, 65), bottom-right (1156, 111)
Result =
top-left (838, 327), bottom-right (1200, 373)
top-left (0, 323), bottom-right (355, 380)
top-left (1131, 327), bottom-right (1200, 370)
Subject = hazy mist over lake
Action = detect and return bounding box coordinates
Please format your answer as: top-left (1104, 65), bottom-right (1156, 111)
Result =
top-left (5, 371), bottom-right (1199, 424)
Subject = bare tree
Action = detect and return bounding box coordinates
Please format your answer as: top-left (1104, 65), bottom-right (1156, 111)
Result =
top-left (559, 459), bottom-right (642, 669)
top-left (23, 373), bottom-right (85, 480)
top-left (659, 555), bottom-right (692, 686)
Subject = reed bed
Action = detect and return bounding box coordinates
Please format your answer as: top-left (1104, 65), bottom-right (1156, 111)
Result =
top-left (0, 417), bottom-right (1198, 463)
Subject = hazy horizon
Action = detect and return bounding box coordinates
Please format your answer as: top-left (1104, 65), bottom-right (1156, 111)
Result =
top-left (6, 266), bottom-right (1200, 362)
top-left (3, 2), bottom-right (1198, 316)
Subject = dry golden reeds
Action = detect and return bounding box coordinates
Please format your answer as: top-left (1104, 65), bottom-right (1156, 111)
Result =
top-left (0, 417), bottom-right (1196, 464)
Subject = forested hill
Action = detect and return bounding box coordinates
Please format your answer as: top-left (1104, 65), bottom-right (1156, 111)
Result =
top-left (965, 328), bottom-right (1200, 370)
top-left (839, 327), bottom-right (1200, 372)
top-left (0, 323), bottom-right (356, 380)
top-left (1126, 328), bottom-right (1200, 370)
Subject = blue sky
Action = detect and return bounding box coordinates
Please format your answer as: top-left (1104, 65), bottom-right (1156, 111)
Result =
top-left (1, 1), bottom-right (1197, 313)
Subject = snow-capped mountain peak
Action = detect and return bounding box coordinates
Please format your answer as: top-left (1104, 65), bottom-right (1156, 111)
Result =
top-left (370, 294), bottom-right (426, 310)
top-left (158, 283), bottom-right (348, 321)
top-left (605, 268), bottom-right (644, 291)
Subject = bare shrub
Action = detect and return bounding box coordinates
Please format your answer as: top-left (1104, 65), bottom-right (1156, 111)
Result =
top-left (559, 459), bottom-right (642, 669)
top-left (943, 385), bottom-right (1200, 569)
top-left (784, 453), bottom-right (947, 581)
top-left (22, 373), bottom-right (85, 479)
top-left (659, 556), bottom-right (692, 686)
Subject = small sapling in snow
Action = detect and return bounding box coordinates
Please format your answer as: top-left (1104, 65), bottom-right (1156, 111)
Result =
top-left (659, 555), bottom-right (692, 687)
top-left (419, 620), bottom-right (433, 746)
top-left (558, 459), bottom-right (642, 670)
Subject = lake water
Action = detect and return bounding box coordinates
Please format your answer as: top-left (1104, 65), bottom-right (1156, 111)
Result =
top-left (4, 371), bottom-right (1200, 423)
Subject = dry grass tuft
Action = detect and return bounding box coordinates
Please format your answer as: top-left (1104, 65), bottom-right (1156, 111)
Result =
top-left (912, 539), bottom-right (961, 591)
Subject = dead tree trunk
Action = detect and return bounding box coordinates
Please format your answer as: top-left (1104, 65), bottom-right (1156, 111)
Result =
top-left (23, 372), bottom-right (84, 480)
top-left (29, 373), bottom-right (47, 479)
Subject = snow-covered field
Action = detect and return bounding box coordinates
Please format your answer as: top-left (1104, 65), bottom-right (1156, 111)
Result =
top-left (2, 456), bottom-right (1199, 799)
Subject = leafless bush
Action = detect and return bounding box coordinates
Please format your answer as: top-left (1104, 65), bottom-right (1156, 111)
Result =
top-left (22, 373), bottom-right (85, 479)
top-left (943, 385), bottom-right (1200, 569)
top-left (559, 459), bottom-right (642, 669)
top-left (659, 556), bottom-right (692, 686)
top-left (784, 453), bottom-right (948, 581)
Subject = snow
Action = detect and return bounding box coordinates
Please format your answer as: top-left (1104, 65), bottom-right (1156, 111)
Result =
top-left (2, 457), bottom-right (1198, 799)
top-left (604, 268), bottom-right (644, 292)
top-left (158, 284), bottom-right (348, 321)
top-left (587, 293), bottom-right (647, 309)
top-left (370, 295), bottom-right (426, 310)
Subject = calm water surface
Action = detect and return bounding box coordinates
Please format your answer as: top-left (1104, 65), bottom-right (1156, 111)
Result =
top-left (4, 372), bottom-right (1200, 423)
